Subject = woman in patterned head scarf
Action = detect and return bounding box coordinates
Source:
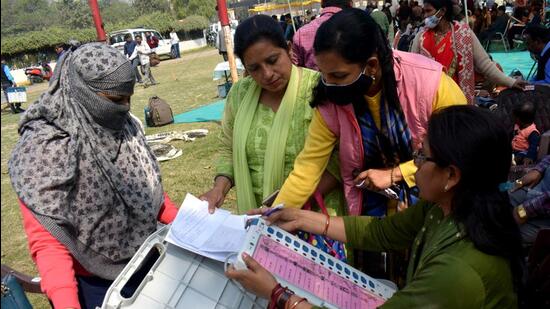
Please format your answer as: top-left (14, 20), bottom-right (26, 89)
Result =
top-left (8, 43), bottom-right (178, 309)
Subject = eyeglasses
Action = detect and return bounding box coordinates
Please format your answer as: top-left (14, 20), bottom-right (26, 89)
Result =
top-left (413, 150), bottom-right (436, 167)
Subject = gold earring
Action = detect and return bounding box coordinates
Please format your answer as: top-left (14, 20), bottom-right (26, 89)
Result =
top-left (444, 184), bottom-right (449, 192)
top-left (370, 75), bottom-right (376, 82)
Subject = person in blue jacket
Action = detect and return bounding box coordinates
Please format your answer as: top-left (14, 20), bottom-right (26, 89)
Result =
top-left (525, 26), bottom-right (550, 85)
top-left (1, 57), bottom-right (23, 114)
top-left (123, 34), bottom-right (143, 84)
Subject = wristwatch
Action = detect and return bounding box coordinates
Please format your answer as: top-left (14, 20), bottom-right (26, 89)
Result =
top-left (516, 205), bottom-right (528, 220)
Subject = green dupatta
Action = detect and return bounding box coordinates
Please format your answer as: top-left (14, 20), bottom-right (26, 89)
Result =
top-left (232, 65), bottom-right (302, 213)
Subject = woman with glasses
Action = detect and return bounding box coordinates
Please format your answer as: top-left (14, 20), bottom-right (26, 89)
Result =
top-left (227, 105), bottom-right (522, 309)
top-left (272, 8), bottom-right (466, 218)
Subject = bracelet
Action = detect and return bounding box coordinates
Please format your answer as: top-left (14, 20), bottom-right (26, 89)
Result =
top-left (269, 284), bottom-right (284, 309)
top-left (276, 288), bottom-right (294, 309)
top-left (289, 297), bottom-right (307, 309)
top-left (322, 213), bottom-right (330, 237)
top-left (390, 166), bottom-right (395, 186)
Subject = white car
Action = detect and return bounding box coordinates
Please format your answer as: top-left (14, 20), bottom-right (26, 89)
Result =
top-left (109, 28), bottom-right (172, 58)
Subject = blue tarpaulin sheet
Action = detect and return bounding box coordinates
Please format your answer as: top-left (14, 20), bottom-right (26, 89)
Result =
top-left (489, 51), bottom-right (536, 78)
top-left (173, 100), bottom-right (225, 123)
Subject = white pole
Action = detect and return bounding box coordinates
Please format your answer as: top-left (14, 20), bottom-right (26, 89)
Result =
top-left (464, 0), bottom-right (469, 27)
top-left (287, 0), bottom-right (297, 33)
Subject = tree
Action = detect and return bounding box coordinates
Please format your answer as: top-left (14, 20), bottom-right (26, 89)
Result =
top-left (173, 0), bottom-right (216, 20)
top-left (132, 0), bottom-right (170, 16)
top-left (1, 0), bottom-right (56, 35)
top-left (55, 0), bottom-right (94, 29)
top-left (100, 0), bottom-right (138, 25)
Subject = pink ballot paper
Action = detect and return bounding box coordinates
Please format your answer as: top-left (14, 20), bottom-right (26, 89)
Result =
top-left (236, 219), bottom-right (395, 309)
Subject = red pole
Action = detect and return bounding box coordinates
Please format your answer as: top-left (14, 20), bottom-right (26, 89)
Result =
top-left (216, 0), bottom-right (239, 82)
top-left (217, 0), bottom-right (230, 26)
top-left (88, 0), bottom-right (107, 42)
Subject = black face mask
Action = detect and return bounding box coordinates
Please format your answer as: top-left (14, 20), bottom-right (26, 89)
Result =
top-left (321, 69), bottom-right (374, 106)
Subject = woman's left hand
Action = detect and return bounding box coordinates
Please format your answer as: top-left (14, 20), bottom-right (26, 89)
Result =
top-left (225, 252), bottom-right (278, 299)
top-left (354, 168), bottom-right (393, 190)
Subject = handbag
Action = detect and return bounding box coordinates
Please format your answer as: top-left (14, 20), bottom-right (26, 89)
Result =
top-left (149, 53), bottom-right (161, 67)
top-left (1, 274), bottom-right (33, 309)
top-left (297, 190), bottom-right (347, 262)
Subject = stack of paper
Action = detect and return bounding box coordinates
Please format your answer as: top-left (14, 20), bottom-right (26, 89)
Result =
top-left (166, 194), bottom-right (251, 262)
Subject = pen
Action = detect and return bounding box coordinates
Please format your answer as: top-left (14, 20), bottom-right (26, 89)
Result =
top-left (263, 204), bottom-right (284, 217)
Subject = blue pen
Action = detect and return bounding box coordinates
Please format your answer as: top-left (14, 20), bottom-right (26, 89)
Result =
top-left (263, 204), bottom-right (284, 217)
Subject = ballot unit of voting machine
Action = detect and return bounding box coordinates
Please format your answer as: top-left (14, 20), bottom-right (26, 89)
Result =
top-left (234, 219), bottom-right (396, 309)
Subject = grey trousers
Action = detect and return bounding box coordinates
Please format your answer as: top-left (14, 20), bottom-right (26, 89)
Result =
top-left (141, 63), bottom-right (156, 85)
top-left (131, 58), bottom-right (142, 83)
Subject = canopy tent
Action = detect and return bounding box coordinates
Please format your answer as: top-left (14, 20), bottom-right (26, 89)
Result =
top-left (248, 0), bottom-right (321, 13)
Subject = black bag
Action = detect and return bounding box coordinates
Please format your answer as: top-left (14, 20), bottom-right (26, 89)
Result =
top-left (1, 274), bottom-right (33, 309)
top-left (145, 96), bottom-right (174, 127)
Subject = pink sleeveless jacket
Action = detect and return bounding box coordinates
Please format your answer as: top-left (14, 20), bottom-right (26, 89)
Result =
top-left (318, 51), bottom-right (443, 215)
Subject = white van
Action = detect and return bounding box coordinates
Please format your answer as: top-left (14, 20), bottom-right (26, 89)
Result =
top-left (109, 28), bottom-right (172, 57)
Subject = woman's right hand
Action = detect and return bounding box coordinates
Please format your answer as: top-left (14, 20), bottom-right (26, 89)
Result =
top-left (200, 187), bottom-right (227, 213)
top-left (200, 176), bottom-right (232, 213)
top-left (247, 207), bottom-right (305, 233)
top-left (248, 206), bottom-right (347, 243)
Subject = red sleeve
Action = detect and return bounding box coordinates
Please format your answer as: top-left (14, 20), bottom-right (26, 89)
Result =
top-left (157, 192), bottom-right (179, 224)
top-left (19, 201), bottom-right (81, 309)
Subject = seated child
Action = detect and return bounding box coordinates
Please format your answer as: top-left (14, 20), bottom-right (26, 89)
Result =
top-left (512, 101), bottom-right (540, 165)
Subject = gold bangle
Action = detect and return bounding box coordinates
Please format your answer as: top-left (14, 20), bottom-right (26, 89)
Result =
top-left (322, 214), bottom-right (330, 237)
top-left (289, 297), bottom-right (307, 309)
top-left (517, 205), bottom-right (527, 220)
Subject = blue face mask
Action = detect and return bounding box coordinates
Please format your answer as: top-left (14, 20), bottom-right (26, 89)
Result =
top-left (424, 10), bottom-right (442, 29)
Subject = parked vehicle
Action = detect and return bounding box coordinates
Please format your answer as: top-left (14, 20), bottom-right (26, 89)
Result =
top-left (24, 62), bottom-right (53, 84)
top-left (109, 28), bottom-right (172, 58)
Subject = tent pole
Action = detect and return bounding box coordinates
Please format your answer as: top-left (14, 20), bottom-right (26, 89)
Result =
top-left (464, 0), bottom-right (469, 27)
top-left (287, 0), bottom-right (297, 33)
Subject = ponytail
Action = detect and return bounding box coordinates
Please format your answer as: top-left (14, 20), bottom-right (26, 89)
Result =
top-left (453, 189), bottom-right (523, 290)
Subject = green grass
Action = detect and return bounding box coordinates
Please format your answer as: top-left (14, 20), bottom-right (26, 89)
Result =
top-left (1, 47), bottom-right (238, 308)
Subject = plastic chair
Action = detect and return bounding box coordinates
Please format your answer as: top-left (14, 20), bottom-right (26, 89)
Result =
top-left (512, 28), bottom-right (527, 50)
top-left (485, 19), bottom-right (512, 52)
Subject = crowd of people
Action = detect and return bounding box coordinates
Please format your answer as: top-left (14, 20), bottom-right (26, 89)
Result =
top-left (6, 0), bottom-right (549, 308)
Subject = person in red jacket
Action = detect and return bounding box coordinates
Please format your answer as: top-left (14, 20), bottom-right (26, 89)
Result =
top-left (8, 43), bottom-right (178, 309)
top-left (145, 31), bottom-right (159, 50)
